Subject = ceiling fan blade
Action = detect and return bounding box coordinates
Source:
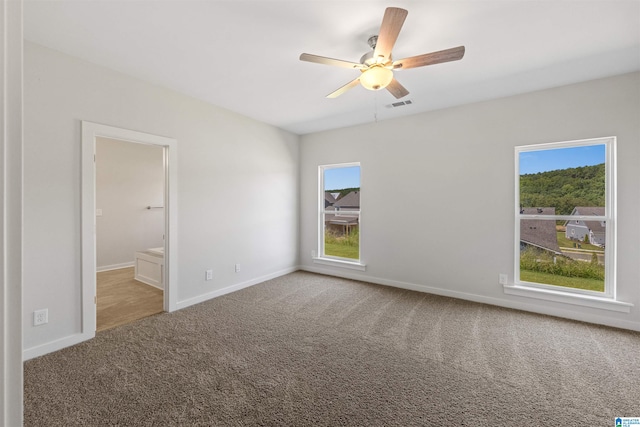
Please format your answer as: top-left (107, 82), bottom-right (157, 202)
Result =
top-left (386, 78), bottom-right (409, 99)
top-left (392, 46), bottom-right (465, 70)
top-left (300, 53), bottom-right (365, 69)
top-left (373, 7), bottom-right (408, 63)
top-left (326, 77), bottom-right (361, 98)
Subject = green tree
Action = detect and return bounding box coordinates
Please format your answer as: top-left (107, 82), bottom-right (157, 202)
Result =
top-left (520, 163), bottom-right (604, 215)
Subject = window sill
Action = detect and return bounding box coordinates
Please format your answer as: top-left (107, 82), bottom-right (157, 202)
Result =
top-left (503, 283), bottom-right (633, 313)
top-left (312, 257), bottom-right (366, 271)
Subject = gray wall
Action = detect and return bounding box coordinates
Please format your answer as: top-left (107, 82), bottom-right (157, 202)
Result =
top-left (96, 137), bottom-right (165, 270)
top-left (300, 72), bottom-right (640, 331)
top-left (23, 42), bottom-right (300, 355)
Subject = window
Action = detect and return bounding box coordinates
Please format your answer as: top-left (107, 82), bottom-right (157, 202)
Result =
top-left (515, 137), bottom-right (615, 298)
top-left (318, 163), bottom-right (362, 265)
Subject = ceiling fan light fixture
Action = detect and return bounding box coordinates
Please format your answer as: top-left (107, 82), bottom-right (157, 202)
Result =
top-left (360, 66), bottom-right (393, 91)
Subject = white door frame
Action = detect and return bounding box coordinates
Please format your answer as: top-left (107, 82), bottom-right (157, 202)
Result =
top-left (2, 0), bottom-right (24, 423)
top-left (81, 121), bottom-right (178, 335)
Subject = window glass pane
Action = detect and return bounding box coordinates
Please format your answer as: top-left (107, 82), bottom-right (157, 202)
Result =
top-left (520, 219), bottom-right (606, 293)
top-left (519, 145), bottom-right (605, 215)
top-left (323, 166), bottom-right (360, 260)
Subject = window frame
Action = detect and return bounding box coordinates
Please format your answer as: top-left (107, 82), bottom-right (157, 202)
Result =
top-left (315, 162), bottom-right (366, 270)
top-left (513, 137), bottom-right (616, 299)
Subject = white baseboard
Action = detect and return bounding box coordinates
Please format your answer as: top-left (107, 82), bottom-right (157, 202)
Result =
top-left (24, 265), bottom-right (638, 361)
top-left (97, 261), bottom-right (134, 272)
top-left (23, 331), bottom-right (95, 361)
top-left (134, 277), bottom-right (163, 290)
top-left (300, 265), bottom-right (640, 332)
top-left (23, 267), bottom-right (297, 360)
top-left (175, 266), bottom-right (299, 310)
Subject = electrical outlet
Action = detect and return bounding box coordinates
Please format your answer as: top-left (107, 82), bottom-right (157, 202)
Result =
top-left (33, 309), bottom-right (48, 326)
top-left (311, 250), bottom-right (316, 258)
top-left (205, 269), bottom-right (213, 281)
top-left (235, 263), bottom-right (241, 273)
top-left (499, 274), bottom-right (508, 285)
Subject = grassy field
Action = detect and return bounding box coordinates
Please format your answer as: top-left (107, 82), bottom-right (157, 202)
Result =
top-left (324, 229), bottom-right (359, 260)
top-left (556, 231), bottom-right (603, 252)
top-left (520, 270), bottom-right (604, 292)
top-left (520, 245), bottom-right (604, 292)
top-left (324, 242), bottom-right (359, 259)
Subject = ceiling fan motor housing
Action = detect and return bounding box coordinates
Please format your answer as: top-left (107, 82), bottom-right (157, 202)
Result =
top-left (360, 49), bottom-right (391, 67)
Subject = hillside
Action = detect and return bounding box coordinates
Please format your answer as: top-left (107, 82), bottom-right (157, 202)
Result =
top-left (520, 163), bottom-right (605, 215)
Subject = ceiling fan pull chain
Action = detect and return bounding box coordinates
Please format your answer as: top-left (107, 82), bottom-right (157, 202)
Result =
top-left (374, 91), bottom-right (379, 123)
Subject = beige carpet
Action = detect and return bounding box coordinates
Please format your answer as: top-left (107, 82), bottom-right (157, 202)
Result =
top-left (24, 271), bottom-right (640, 426)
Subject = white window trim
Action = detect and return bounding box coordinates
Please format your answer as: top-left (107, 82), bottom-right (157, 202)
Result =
top-left (503, 283), bottom-right (632, 313)
top-left (315, 163), bottom-right (366, 271)
top-left (312, 256), bottom-right (367, 271)
top-left (511, 136), bottom-right (629, 309)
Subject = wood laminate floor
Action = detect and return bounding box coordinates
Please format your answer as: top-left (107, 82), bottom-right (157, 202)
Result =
top-left (97, 267), bottom-right (164, 332)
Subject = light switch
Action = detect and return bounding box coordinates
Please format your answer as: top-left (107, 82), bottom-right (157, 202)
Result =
top-left (96, 209), bottom-right (103, 217)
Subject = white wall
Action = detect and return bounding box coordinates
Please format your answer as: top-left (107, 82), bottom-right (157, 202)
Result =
top-left (300, 72), bottom-right (640, 332)
top-left (23, 42), bottom-right (300, 356)
top-left (1, 0), bottom-right (24, 423)
top-left (96, 137), bottom-right (164, 270)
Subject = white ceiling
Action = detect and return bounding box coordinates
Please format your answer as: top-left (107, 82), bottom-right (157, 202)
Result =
top-left (24, 1), bottom-right (640, 135)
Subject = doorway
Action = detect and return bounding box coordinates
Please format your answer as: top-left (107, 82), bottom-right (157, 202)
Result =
top-left (81, 122), bottom-right (177, 339)
top-left (95, 137), bottom-right (164, 331)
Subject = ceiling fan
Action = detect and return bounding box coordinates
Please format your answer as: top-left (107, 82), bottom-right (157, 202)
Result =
top-left (299, 7), bottom-right (465, 99)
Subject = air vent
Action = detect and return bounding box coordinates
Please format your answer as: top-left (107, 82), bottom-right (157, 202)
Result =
top-left (386, 100), bottom-right (413, 108)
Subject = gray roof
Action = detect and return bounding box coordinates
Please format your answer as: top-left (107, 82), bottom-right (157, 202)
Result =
top-left (324, 192), bottom-right (336, 208)
top-left (572, 206), bottom-right (605, 216)
top-left (334, 191), bottom-right (360, 209)
top-left (520, 207), bottom-right (562, 254)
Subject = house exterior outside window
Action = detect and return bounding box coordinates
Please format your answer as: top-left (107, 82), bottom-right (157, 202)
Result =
top-left (514, 137), bottom-right (615, 298)
top-left (314, 163), bottom-right (365, 271)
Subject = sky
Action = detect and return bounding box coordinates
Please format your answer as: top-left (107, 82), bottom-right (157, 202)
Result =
top-left (519, 144), bottom-right (605, 175)
top-left (324, 166), bottom-right (360, 190)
